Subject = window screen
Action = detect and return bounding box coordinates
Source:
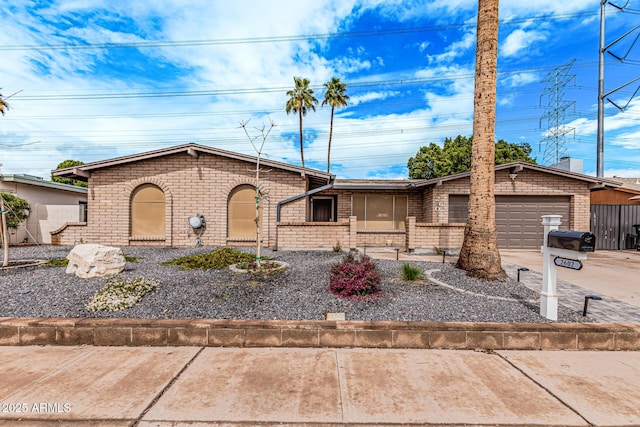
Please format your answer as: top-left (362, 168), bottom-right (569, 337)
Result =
top-left (353, 195), bottom-right (407, 230)
top-left (131, 184), bottom-right (165, 237)
top-left (228, 185), bottom-right (262, 238)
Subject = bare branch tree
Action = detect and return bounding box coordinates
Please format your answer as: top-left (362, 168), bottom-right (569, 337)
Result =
top-left (239, 118), bottom-right (276, 267)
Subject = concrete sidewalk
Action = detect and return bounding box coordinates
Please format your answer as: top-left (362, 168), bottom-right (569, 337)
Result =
top-left (1, 345), bottom-right (639, 426)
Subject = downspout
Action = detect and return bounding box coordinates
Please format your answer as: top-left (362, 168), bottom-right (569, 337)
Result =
top-left (274, 178), bottom-right (335, 251)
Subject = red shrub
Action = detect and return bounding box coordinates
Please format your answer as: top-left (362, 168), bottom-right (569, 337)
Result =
top-left (327, 253), bottom-right (381, 300)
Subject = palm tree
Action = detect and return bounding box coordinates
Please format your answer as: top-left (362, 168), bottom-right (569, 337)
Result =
top-left (0, 89), bottom-right (9, 116)
top-left (286, 77), bottom-right (318, 168)
top-left (455, 0), bottom-right (506, 280)
top-left (321, 77), bottom-right (349, 174)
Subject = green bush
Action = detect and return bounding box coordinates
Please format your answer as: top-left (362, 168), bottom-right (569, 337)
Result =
top-left (401, 262), bottom-right (423, 281)
top-left (161, 248), bottom-right (265, 270)
top-left (87, 276), bottom-right (158, 311)
top-left (1, 192), bottom-right (29, 228)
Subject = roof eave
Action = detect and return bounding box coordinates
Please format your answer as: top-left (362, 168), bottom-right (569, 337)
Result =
top-left (52, 143), bottom-right (332, 181)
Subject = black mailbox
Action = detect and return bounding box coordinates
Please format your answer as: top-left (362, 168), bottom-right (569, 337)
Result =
top-left (547, 230), bottom-right (596, 252)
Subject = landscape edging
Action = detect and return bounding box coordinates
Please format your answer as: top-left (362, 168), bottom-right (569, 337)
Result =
top-left (1, 318), bottom-right (639, 350)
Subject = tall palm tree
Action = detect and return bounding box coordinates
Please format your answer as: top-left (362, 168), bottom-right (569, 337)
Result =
top-left (455, 0), bottom-right (506, 280)
top-left (321, 77), bottom-right (349, 174)
top-left (0, 89), bottom-right (9, 116)
top-left (286, 77), bottom-right (318, 168)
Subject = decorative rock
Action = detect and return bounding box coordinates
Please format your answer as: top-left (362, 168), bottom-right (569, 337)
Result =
top-left (66, 244), bottom-right (126, 278)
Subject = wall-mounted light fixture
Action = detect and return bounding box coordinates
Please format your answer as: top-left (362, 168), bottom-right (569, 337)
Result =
top-left (509, 173), bottom-right (518, 181)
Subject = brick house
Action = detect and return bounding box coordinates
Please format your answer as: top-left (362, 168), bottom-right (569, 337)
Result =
top-left (51, 143), bottom-right (619, 251)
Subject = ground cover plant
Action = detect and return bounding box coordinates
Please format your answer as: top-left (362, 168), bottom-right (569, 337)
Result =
top-left (161, 247), bottom-right (263, 270)
top-left (41, 258), bottom-right (69, 267)
top-left (87, 276), bottom-right (158, 311)
top-left (327, 253), bottom-right (381, 300)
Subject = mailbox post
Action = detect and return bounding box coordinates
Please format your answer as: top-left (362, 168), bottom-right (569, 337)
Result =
top-left (540, 215), bottom-right (595, 321)
top-left (541, 215), bottom-right (563, 321)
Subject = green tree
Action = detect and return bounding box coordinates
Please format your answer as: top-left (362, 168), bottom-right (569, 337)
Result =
top-left (407, 135), bottom-right (535, 179)
top-left (285, 77), bottom-right (318, 168)
top-left (321, 77), bottom-right (349, 174)
top-left (0, 193), bottom-right (29, 228)
top-left (0, 89), bottom-right (8, 116)
top-left (456, 0), bottom-right (506, 280)
top-left (51, 160), bottom-right (88, 187)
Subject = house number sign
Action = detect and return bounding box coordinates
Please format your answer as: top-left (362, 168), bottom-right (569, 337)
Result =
top-left (553, 256), bottom-right (583, 270)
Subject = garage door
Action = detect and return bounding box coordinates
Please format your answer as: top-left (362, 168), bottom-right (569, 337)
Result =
top-left (449, 195), bottom-right (570, 248)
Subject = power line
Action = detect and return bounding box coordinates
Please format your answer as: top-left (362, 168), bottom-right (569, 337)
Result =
top-left (0, 12), bottom-right (596, 52)
top-left (11, 62), bottom-right (602, 103)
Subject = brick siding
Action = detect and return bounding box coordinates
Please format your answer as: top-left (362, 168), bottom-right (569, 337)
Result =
top-left (51, 155), bottom-right (593, 251)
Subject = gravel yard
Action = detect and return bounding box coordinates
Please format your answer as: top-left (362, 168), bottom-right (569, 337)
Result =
top-left (0, 245), bottom-right (586, 322)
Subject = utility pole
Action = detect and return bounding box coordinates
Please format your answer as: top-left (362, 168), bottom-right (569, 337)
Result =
top-left (596, 1), bottom-right (640, 177)
top-left (597, 0), bottom-right (606, 178)
top-left (0, 163), bottom-right (8, 267)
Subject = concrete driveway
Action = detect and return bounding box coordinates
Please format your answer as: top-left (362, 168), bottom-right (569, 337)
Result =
top-left (500, 249), bottom-right (640, 308)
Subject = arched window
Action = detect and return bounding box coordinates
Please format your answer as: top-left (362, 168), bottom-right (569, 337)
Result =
top-left (228, 185), bottom-right (261, 239)
top-left (130, 184), bottom-right (165, 237)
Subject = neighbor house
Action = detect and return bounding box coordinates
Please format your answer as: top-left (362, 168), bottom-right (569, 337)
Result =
top-left (51, 143), bottom-right (620, 251)
top-left (590, 177), bottom-right (640, 250)
top-left (0, 173), bottom-right (88, 244)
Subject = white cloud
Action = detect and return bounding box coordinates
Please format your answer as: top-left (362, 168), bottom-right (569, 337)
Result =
top-left (502, 72), bottom-right (538, 88)
top-left (501, 28), bottom-right (547, 57)
top-left (349, 90), bottom-right (399, 106)
top-left (426, 31), bottom-right (476, 64)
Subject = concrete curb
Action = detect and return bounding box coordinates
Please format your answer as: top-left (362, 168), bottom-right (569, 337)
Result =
top-left (1, 317), bottom-right (639, 350)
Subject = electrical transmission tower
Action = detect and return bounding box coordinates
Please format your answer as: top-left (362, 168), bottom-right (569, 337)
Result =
top-left (539, 59), bottom-right (576, 165)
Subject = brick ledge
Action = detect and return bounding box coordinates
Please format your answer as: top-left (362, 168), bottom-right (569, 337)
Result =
top-left (0, 318), bottom-right (638, 350)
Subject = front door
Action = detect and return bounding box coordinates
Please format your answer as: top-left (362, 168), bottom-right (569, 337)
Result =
top-left (313, 198), bottom-right (333, 222)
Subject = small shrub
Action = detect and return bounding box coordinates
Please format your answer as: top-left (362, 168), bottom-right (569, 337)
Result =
top-left (328, 253), bottom-right (381, 300)
top-left (161, 248), bottom-right (265, 270)
top-left (332, 241), bottom-right (343, 253)
top-left (123, 253), bottom-right (138, 262)
top-left (401, 262), bottom-right (423, 281)
top-left (41, 258), bottom-right (69, 267)
top-left (87, 276), bottom-right (158, 311)
top-left (235, 260), bottom-right (284, 274)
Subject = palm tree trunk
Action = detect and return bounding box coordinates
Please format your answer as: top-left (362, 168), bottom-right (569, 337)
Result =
top-left (455, 0), bottom-right (506, 280)
top-left (327, 106), bottom-right (335, 173)
top-left (298, 108), bottom-right (305, 168)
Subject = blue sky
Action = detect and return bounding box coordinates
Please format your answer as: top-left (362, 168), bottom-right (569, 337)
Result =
top-left (1, 0), bottom-right (639, 180)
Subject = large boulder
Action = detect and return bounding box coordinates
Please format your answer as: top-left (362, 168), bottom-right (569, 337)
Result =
top-left (66, 244), bottom-right (126, 278)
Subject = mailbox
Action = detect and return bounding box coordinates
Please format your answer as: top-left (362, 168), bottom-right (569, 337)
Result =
top-left (547, 230), bottom-right (596, 252)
